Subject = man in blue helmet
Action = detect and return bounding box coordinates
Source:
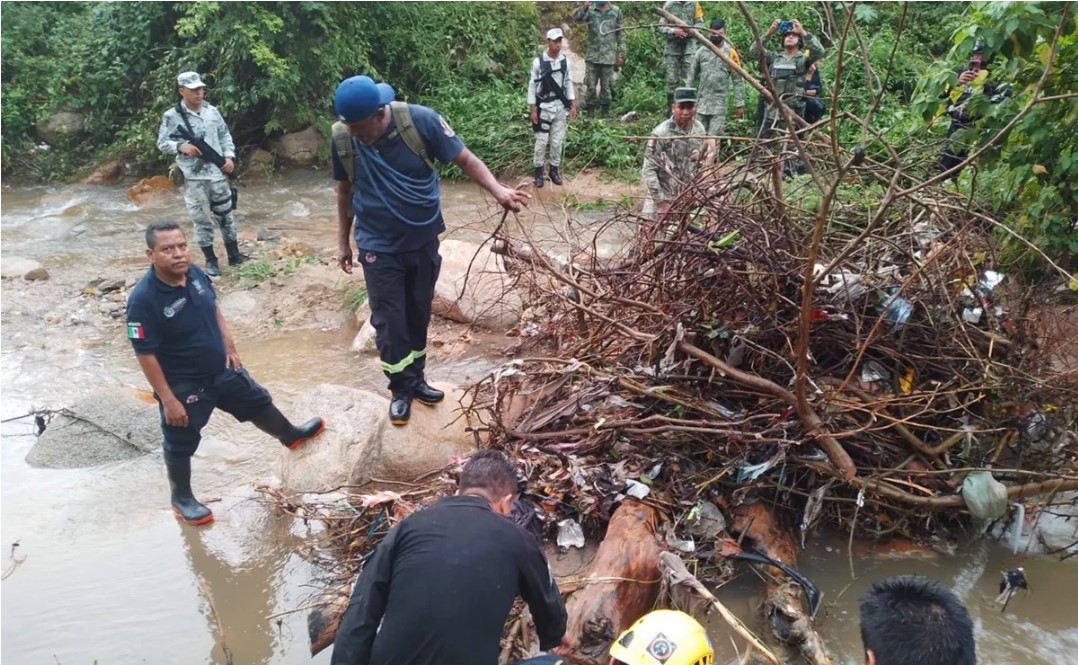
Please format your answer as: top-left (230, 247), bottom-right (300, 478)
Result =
top-left (331, 76), bottom-right (530, 425)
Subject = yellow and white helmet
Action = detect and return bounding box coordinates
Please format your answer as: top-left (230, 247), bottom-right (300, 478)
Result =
top-left (609, 610), bottom-right (713, 665)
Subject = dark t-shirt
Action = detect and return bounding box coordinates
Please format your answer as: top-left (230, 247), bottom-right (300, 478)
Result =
top-left (331, 104), bottom-right (465, 253)
top-left (330, 496), bottom-right (567, 665)
top-left (125, 264), bottom-right (225, 383)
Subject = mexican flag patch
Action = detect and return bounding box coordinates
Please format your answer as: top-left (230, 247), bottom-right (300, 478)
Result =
top-left (127, 322), bottom-right (145, 340)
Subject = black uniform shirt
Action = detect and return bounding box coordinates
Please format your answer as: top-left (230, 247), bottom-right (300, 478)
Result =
top-left (125, 264), bottom-right (225, 383)
top-left (331, 495), bottom-right (567, 665)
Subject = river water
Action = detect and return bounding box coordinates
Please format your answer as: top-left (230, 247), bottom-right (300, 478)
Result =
top-left (1, 173), bottom-right (1074, 664)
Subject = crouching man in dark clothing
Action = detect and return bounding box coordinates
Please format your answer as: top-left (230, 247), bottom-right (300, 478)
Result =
top-left (126, 220), bottom-right (325, 526)
top-left (331, 449), bottom-right (568, 665)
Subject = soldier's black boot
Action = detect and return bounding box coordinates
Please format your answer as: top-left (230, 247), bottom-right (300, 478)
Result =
top-left (586, 106), bottom-right (595, 120)
top-left (533, 166), bottom-right (544, 188)
top-left (200, 245), bottom-right (221, 278)
top-left (548, 165), bottom-right (563, 186)
top-left (414, 379), bottom-right (445, 405)
top-left (225, 240), bottom-right (249, 266)
top-left (165, 452), bottom-right (214, 525)
top-left (250, 404), bottom-right (326, 450)
top-left (600, 104), bottom-right (611, 120)
top-left (390, 393), bottom-right (412, 426)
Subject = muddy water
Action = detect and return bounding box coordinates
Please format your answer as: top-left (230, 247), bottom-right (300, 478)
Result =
top-left (2, 174), bottom-right (1074, 664)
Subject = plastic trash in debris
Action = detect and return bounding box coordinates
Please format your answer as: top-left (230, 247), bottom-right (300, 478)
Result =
top-left (879, 290), bottom-right (913, 331)
top-left (860, 360), bottom-right (891, 384)
top-left (962, 307), bottom-right (984, 324)
top-left (665, 531), bottom-right (696, 553)
top-left (557, 518), bottom-right (586, 550)
top-left (644, 463), bottom-right (663, 481)
top-left (737, 452), bottom-right (783, 482)
top-left (706, 400), bottom-right (744, 421)
top-left (625, 479), bottom-right (651, 499)
top-left (961, 471), bottom-right (1008, 520)
top-left (686, 501), bottom-right (727, 539)
top-left (980, 270), bottom-right (1005, 293)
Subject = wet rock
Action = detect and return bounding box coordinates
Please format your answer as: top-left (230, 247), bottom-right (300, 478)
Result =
top-left (350, 320), bottom-right (378, 355)
top-left (26, 388), bottom-right (160, 468)
top-left (272, 126), bottom-right (324, 167)
top-left (23, 267), bottom-right (50, 281)
top-left (1, 257), bottom-right (44, 280)
top-left (97, 277), bottom-right (125, 293)
top-left (434, 238), bottom-right (523, 329)
top-left (244, 149), bottom-right (275, 179)
top-left (81, 160), bottom-right (124, 185)
top-left (276, 383), bottom-right (474, 493)
top-left (127, 175), bottom-right (174, 205)
top-left (375, 382), bottom-right (475, 480)
top-left (35, 110), bottom-right (85, 145)
top-left (256, 228), bottom-right (282, 242)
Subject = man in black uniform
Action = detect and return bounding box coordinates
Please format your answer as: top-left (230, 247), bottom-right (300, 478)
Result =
top-left (126, 220), bottom-right (326, 526)
top-left (331, 449), bottom-right (567, 665)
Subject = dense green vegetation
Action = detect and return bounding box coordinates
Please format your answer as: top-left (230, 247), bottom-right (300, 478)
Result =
top-left (1, 1), bottom-right (1073, 266)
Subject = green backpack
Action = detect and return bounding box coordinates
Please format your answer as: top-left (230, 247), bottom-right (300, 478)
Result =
top-left (331, 101), bottom-right (435, 184)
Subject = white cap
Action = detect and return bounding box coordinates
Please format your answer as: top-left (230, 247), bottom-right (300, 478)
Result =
top-left (546, 28), bottom-right (564, 41)
top-left (177, 72), bottom-right (207, 89)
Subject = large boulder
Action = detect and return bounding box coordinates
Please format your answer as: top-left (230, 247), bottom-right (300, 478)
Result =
top-left (1, 257), bottom-right (44, 280)
top-left (243, 149), bottom-right (275, 179)
top-left (276, 382), bottom-right (474, 494)
top-left (434, 238), bottom-right (523, 329)
top-left (35, 110), bottom-right (85, 145)
top-left (273, 126), bottom-right (324, 167)
top-left (26, 388), bottom-right (160, 468)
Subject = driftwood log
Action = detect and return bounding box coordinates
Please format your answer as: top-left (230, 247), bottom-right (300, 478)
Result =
top-left (730, 503), bottom-right (834, 665)
top-left (563, 500), bottom-right (665, 665)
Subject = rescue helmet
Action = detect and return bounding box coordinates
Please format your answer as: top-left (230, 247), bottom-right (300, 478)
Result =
top-left (609, 610), bottom-right (713, 665)
top-left (334, 75), bottom-right (395, 123)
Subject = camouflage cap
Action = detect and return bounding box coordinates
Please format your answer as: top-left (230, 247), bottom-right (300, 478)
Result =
top-left (177, 72), bottom-right (207, 89)
top-left (673, 87), bottom-right (698, 103)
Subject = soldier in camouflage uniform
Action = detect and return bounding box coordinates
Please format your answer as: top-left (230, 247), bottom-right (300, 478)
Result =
top-left (685, 18), bottom-right (746, 137)
top-left (641, 87), bottom-right (714, 217)
top-left (572, 1), bottom-right (626, 119)
top-left (157, 71), bottom-right (246, 277)
top-left (752, 19), bottom-right (825, 133)
top-left (660, 1), bottom-right (705, 107)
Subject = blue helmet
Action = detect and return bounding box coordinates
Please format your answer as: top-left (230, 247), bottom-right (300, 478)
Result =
top-left (334, 76), bottom-right (395, 122)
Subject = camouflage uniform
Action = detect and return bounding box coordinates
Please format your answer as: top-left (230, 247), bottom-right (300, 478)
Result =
top-left (685, 42), bottom-right (745, 136)
top-left (157, 101), bottom-right (238, 247)
top-left (572, 2), bottom-right (626, 112)
top-left (528, 52), bottom-right (576, 168)
top-left (660, 1), bottom-right (704, 97)
top-left (641, 116), bottom-right (713, 216)
top-left (752, 33), bottom-right (825, 131)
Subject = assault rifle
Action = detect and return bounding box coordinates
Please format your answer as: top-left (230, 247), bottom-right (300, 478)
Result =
top-left (171, 102), bottom-right (227, 170)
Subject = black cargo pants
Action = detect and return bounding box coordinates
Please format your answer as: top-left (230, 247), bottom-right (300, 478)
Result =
top-left (357, 237), bottom-right (441, 395)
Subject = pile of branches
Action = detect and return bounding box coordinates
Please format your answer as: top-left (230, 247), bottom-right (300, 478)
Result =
top-left (465, 141), bottom-right (1078, 545)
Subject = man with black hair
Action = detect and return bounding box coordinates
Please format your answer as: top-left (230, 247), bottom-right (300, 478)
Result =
top-left (939, 41), bottom-right (1010, 179)
top-left (685, 18), bottom-right (745, 138)
top-left (859, 575), bottom-right (976, 665)
top-left (331, 449), bottom-right (567, 665)
top-left (126, 221), bottom-right (325, 526)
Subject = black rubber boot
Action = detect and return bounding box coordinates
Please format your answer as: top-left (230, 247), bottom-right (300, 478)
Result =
top-left (586, 106), bottom-right (595, 120)
top-left (600, 104), bottom-right (611, 120)
top-left (250, 404), bottom-right (326, 450)
top-left (200, 245), bottom-right (221, 278)
top-left (548, 166), bottom-right (563, 186)
top-left (224, 240), bottom-right (249, 266)
top-left (533, 166), bottom-right (544, 188)
top-left (165, 453), bottom-right (214, 525)
top-left (390, 393), bottom-right (412, 426)
top-left (414, 380), bottom-right (445, 405)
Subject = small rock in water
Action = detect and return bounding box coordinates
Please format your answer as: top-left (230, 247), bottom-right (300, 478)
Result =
top-left (23, 267), bottom-right (50, 281)
top-left (97, 277), bottom-right (125, 293)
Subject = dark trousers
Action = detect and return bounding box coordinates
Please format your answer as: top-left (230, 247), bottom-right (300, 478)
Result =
top-left (939, 118), bottom-right (970, 179)
top-left (358, 238), bottom-right (441, 394)
top-left (157, 367), bottom-right (273, 457)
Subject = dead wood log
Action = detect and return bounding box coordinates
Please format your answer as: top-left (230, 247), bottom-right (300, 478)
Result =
top-left (308, 583), bottom-right (351, 656)
top-left (564, 500), bottom-right (665, 665)
top-left (730, 503), bottom-right (834, 665)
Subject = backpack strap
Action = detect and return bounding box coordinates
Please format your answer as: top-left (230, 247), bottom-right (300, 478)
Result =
top-left (330, 121), bottom-right (356, 184)
top-left (389, 101), bottom-right (436, 171)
